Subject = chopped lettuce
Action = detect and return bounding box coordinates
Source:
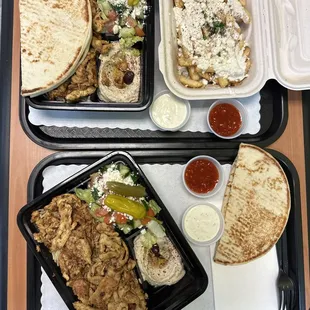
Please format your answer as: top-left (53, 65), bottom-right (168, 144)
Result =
top-left (142, 231), bottom-right (157, 250)
top-left (97, 0), bottom-right (112, 16)
top-left (119, 27), bottom-right (136, 38)
top-left (75, 188), bottom-right (95, 204)
top-left (149, 200), bottom-right (161, 215)
top-left (147, 220), bottom-right (166, 238)
top-left (120, 36), bottom-right (144, 49)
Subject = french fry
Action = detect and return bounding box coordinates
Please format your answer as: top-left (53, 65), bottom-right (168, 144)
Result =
top-left (206, 67), bottom-right (215, 74)
top-left (239, 0), bottom-right (246, 7)
top-left (243, 46), bottom-right (251, 57)
top-left (218, 77), bottom-right (229, 88)
top-left (179, 75), bottom-right (204, 88)
top-left (245, 59), bottom-right (251, 73)
top-left (197, 70), bottom-right (212, 81)
top-left (188, 67), bottom-right (201, 81)
top-left (178, 56), bottom-right (193, 67)
top-left (174, 0), bottom-right (184, 8)
top-left (182, 46), bottom-right (191, 59)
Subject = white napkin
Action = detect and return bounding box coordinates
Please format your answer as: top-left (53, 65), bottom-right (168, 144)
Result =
top-left (40, 163), bottom-right (279, 310)
top-left (28, 93), bottom-right (261, 134)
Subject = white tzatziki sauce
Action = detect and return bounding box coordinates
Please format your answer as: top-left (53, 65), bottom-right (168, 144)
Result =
top-left (151, 93), bottom-right (188, 129)
top-left (184, 205), bottom-right (220, 242)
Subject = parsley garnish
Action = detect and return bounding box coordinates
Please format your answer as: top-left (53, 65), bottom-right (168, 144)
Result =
top-left (211, 21), bottom-right (225, 35)
top-left (113, 4), bottom-right (126, 13)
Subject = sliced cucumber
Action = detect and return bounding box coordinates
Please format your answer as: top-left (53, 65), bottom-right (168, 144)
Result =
top-left (117, 163), bottom-right (131, 178)
top-left (133, 219), bottom-right (142, 229)
top-left (130, 171), bottom-right (139, 183)
top-left (100, 163), bottom-right (115, 173)
top-left (117, 223), bottom-right (133, 234)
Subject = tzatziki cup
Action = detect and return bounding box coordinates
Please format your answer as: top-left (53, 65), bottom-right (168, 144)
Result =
top-left (149, 90), bottom-right (191, 131)
top-left (182, 203), bottom-right (224, 247)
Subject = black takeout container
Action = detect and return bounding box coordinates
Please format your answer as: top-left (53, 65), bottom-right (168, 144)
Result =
top-left (17, 151), bottom-right (208, 310)
top-left (25, 0), bottom-right (155, 112)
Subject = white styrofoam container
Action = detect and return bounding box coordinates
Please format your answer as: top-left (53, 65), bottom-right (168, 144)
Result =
top-left (158, 0), bottom-right (310, 100)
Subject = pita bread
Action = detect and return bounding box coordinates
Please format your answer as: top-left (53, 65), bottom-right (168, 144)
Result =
top-left (214, 143), bottom-right (290, 265)
top-left (20, 0), bottom-right (92, 97)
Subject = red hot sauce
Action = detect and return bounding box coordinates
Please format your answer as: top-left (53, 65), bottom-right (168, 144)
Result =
top-left (209, 103), bottom-right (242, 137)
top-left (185, 159), bottom-right (219, 194)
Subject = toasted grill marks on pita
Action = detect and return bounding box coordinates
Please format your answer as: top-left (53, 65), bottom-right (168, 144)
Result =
top-left (20, 0), bottom-right (92, 97)
top-left (214, 143), bottom-right (290, 265)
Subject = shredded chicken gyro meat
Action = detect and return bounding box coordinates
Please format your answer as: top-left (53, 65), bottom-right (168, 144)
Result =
top-left (31, 194), bottom-right (147, 310)
top-left (48, 49), bottom-right (99, 102)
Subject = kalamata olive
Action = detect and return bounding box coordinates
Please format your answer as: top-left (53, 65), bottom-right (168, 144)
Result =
top-left (151, 243), bottom-right (160, 257)
top-left (123, 71), bottom-right (135, 85)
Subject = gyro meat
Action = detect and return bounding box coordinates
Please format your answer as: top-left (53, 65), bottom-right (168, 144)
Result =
top-left (47, 49), bottom-right (98, 102)
top-left (31, 194), bottom-right (147, 310)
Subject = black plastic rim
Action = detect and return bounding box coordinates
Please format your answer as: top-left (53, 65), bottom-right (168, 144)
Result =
top-left (19, 80), bottom-right (289, 150)
top-left (24, 149), bottom-right (305, 310)
top-left (0, 0), bottom-right (14, 308)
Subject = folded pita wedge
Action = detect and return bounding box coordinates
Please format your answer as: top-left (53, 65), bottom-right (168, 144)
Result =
top-left (214, 143), bottom-right (290, 265)
top-left (20, 0), bottom-right (92, 97)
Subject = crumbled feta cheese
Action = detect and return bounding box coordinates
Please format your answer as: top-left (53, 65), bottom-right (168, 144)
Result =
top-left (113, 25), bottom-right (120, 34)
top-left (141, 229), bottom-right (146, 235)
top-left (92, 168), bottom-right (135, 195)
top-left (174, 0), bottom-right (249, 81)
top-left (109, 214), bottom-right (116, 224)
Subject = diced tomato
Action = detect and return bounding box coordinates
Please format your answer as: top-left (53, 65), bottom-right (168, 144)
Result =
top-left (134, 26), bottom-right (145, 37)
top-left (108, 10), bottom-right (118, 22)
top-left (147, 209), bottom-right (155, 217)
top-left (105, 21), bottom-right (115, 33)
top-left (126, 16), bottom-right (138, 27)
top-left (115, 213), bottom-right (128, 224)
top-left (141, 217), bottom-right (151, 226)
top-left (95, 208), bottom-right (109, 217)
top-left (104, 215), bottom-right (112, 224)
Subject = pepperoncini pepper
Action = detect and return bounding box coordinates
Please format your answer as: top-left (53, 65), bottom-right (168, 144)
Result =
top-left (104, 194), bottom-right (146, 219)
top-left (128, 0), bottom-right (140, 6)
top-left (106, 181), bottom-right (146, 197)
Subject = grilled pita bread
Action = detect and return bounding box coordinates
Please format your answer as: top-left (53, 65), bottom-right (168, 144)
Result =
top-left (20, 0), bottom-right (92, 97)
top-left (214, 143), bottom-right (290, 265)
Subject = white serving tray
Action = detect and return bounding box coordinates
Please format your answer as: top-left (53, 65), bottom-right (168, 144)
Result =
top-left (158, 0), bottom-right (310, 100)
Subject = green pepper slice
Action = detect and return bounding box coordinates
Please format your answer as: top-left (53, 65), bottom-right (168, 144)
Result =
top-left (106, 181), bottom-right (146, 197)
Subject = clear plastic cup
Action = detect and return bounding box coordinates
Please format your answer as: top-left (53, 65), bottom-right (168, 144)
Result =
top-left (207, 99), bottom-right (248, 139)
top-left (149, 90), bottom-right (191, 131)
top-left (182, 203), bottom-right (225, 247)
top-left (182, 155), bottom-right (224, 198)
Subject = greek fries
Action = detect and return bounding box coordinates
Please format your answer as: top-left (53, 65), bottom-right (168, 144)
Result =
top-left (174, 0), bottom-right (252, 89)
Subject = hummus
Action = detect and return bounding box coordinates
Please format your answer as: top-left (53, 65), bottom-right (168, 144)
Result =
top-left (134, 235), bottom-right (185, 287)
top-left (98, 42), bottom-right (141, 103)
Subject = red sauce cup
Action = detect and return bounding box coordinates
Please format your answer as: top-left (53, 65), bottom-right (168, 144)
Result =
top-left (182, 155), bottom-right (224, 198)
top-left (207, 99), bottom-right (248, 139)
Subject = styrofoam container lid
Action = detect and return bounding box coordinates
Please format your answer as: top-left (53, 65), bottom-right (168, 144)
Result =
top-left (158, 0), bottom-right (310, 100)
